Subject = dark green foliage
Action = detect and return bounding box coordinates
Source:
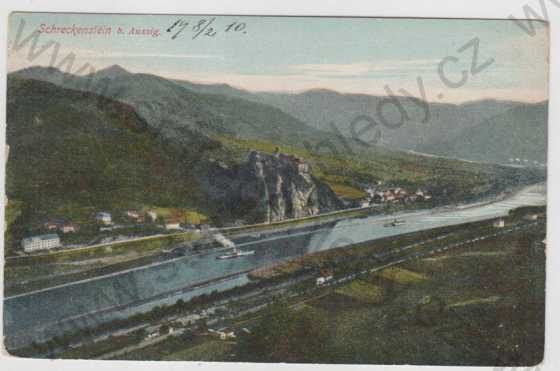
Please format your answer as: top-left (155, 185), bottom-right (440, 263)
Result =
top-left (6, 77), bottom-right (207, 244)
top-left (236, 300), bottom-right (329, 363)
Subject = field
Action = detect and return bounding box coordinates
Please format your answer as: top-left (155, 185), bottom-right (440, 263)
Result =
top-left (334, 280), bottom-right (385, 304)
top-left (115, 334), bottom-right (234, 362)
top-left (300, 224), bottom-right (546, 366)
top-left (162, 339), bottom-right (234, 361)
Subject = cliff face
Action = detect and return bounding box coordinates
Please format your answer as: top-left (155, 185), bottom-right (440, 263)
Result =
top-left (201, 151), bottom-right (343, 224)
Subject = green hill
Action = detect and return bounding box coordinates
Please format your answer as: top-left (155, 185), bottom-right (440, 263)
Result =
top-left (5, 77), bottom-right (211, 249)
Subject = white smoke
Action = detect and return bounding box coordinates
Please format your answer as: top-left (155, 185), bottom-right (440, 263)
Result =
top-left (213, 233), bottom-right (236, 248)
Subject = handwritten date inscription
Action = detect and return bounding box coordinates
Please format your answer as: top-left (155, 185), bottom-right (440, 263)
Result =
top-left (167, 17), bottom-right (247, 40)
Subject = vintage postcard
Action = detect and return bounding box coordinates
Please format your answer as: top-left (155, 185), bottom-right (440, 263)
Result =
top-left (3, 12), bottom-right (548, 366)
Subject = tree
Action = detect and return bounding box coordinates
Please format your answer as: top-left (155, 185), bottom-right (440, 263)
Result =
top-left (415, 295), bottom-right (445, 326)
top-left (156, 216), bottom-right (165, 226)
top-left (159, 324), bottom-right (170, 335)
top-left (197, 318), bottom-right (208, 333)
top-left (176, 298), bottom-right (186, 310)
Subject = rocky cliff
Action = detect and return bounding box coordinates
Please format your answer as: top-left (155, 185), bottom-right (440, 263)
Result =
top-left (200, 151), bottom-right (343, 224)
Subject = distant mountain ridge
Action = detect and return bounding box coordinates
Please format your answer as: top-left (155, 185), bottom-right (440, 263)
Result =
top-left (172, 74), bottom-right (548, 165)
top-left (418, 101), bottom-right (548, 164)
top-left (11, 65), bottom-right (330, 150)
top-left (11, 65), bottom-right (548, 165)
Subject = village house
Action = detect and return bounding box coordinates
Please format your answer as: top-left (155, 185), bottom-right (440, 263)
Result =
top-left (60, 222), bottom-right (77, 234)
top-left (416, 189), bottom-right (432, 200)
top-left (44, 220), bottom-right (78, 233)
top-left (126, 210), bottom-right (139, 219)
top-left (144, 332), bottom-right (158, 341)
top-left (96, 212), bottom-right (112, 225)
top-left (44, 221), bottom-right (59, 231)
top-left (316, 276), bottom-right (333, 286)
top-left (493, 218), bottom-right (505, 228)
top-left (176, 313), bottom-right (202, 326)
top-left (364, 185), bottom-right (433, 206)
top-left (209, 328), bottom-right (236, 340)
top-left (164, 219), bottom-right (181, 230)
top-left (126, 210), bottom-right (145, 223)
top-left (21, 234), bottom-right (61, 253)
top-left (316, 268), bottom-right (334, 286)
top-left (406, 194), bottom-right (419, 203)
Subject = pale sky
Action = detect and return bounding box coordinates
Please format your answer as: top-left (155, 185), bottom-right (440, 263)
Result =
top-left (7, 12), bottom-right (549, 103)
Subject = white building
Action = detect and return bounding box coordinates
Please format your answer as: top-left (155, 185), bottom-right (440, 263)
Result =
top-left (493, 219), bottom-right (505, 228)
top-left (96, 212), bottom-right (112, 225)
top-left (316, 275), bottom-right (334, 286)
top-left (126, 210), bottom-right (140, 219)
top-left (21, 234), bottom-right (61, 252)
top-left (165, 219), bottom-right (181, 230)
top-left (209, 329), bottom-right (236, 340)
top-left (61, 223), bottom-right (76, 233)
top-left (145, 332), bottom-right (158, 340)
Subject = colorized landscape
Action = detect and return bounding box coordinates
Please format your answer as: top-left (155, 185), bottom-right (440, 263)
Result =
top-left (3, 13), bottom-right (548, 366)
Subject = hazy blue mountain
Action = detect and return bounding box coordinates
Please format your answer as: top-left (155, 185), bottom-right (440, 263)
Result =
top-left (170, 79), bottom-right (548, 165)
top-left (13, 65), bottom-right (548, 165)
top-left (247, 91), bottom-right (547, 164)
top-left (418, 102), bottom-right (548, 164)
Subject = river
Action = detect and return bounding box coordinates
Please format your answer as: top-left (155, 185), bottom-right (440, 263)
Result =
top-left (3, 183), bottom-right (546, 349)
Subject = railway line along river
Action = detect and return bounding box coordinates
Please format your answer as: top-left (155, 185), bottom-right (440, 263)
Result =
top-left (3, 183), bottom-right (546, 349)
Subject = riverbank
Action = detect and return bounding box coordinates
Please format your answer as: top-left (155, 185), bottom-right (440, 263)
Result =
top-left (6, 201), bottom-right (546, 356)
top-left (5, 182), bottom-right (542, 297)
top-left (18, 205), bottom-right (545, 362)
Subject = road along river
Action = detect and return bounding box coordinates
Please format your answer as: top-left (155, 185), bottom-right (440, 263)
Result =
top-left (3, 183), bottom-right (546, 349)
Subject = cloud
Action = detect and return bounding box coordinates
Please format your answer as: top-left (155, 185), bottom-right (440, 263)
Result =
top-left (7, 41), bottom-right (222, 74)
top-left (291, 62), bottom-right (372, 77)
top-left (290, 59), bottom-right (441, 79)
top-left (91, 52), bottom-right (222, 59)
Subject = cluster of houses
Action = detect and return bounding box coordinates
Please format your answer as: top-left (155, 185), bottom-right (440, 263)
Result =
top-left (121, 210), bottom-right (183, 230)
top-left (360, 186), bottom-right (432, 208)
top-left (44, 220), bottom-right (78, 234)
top-left (142, 304), bottom-right (248, 343)
top-left (21, 208), bottom-right (189, 253)
top-left (21, 220), bottom-right (77, 252)
top-left (508, 158), bottom-right (546, 168)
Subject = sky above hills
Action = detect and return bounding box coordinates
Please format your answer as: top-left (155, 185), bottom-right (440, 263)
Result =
top-left (8, 12), bottom-right (549, 103)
